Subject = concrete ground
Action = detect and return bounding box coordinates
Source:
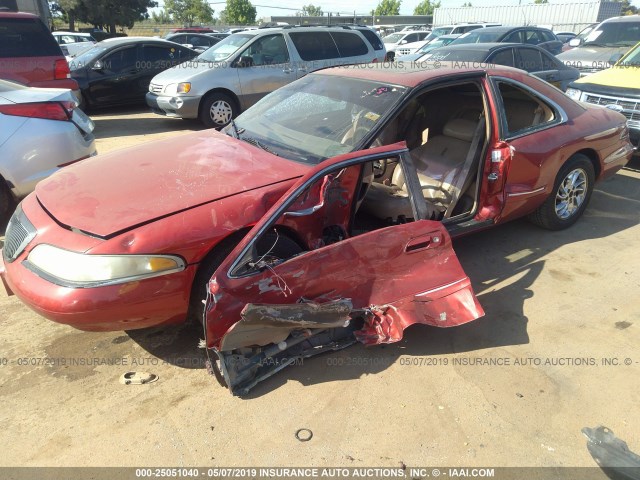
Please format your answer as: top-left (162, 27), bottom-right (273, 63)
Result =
top-left (0, 107), bottom-right (639, 470)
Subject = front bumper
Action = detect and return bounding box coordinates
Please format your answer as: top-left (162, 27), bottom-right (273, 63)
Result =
top-left (146, 92), bottom-right (201, 119)
top-left (1, 196), bottom-right (198, 331)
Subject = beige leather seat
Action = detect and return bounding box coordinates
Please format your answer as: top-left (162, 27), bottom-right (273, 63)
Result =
top-left (361, 118), bottom-right (479, 221)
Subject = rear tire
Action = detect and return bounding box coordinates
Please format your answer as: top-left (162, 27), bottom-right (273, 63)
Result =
top-left (528, 154), bottom-right (595, 230)
top-left (199, 92), bottom-right (237, 129)
top-left (0, 180), bottom-right (12, 224)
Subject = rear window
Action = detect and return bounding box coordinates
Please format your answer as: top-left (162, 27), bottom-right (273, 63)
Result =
top-left (289, 31), bottom-right (340, 61)
top-left (330, 32), bottom-right (368, 57)
top-left (0, 18), bottom-right (62, 58)
top-left (359, 29), bottom-right (384, 50)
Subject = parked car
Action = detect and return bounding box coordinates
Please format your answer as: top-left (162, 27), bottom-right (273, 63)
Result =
top-left (449, 26), bottom-right (563, 55)
top-left (68, 37), bottom-right (198, 109)
top-left (557, 16), bottom-right (640, 76)
top-left (0, 78), bottom-right (95, 219)
top-left (52, 31), bottom-right (96, 58)
top-left (164, 27), bottom-right (215, 36)
top-left (396, 34), bottom-right (461, 60)
top-left (0, 12), bottom-right (78, 94)
top-left (429, 22), bottom-right (501, 39)
top-left (566, 40), bottom-right (640, 149)
top-left (146, 27), bottom-right (387, 128)
top-left (421, 43), bottom-right (580, 91)
top-left (0, 63), bottom-right (632, 395)
top-left (382, 30), bottom-right (430, 60)
top-left (164, 33), bottom-right (221, 53)
top-left (555, 31), bottom-right (577, 44)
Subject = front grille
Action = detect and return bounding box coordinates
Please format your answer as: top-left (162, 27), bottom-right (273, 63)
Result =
top-left (584, 92), bottom-right (640, 131)
top-left (149, 83), bottom-right (163, 94)
top-left (3, 206), bottom-right (36, 263)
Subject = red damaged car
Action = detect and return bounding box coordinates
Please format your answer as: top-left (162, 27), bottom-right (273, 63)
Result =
top-left (0, 63), bottom-right (633, 394)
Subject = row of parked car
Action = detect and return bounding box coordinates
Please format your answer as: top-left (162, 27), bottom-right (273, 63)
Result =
top-left (0, 8), bottom-right (637, 394)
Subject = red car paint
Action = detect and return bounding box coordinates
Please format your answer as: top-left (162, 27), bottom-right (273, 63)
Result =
top-left (0, 12), bottom-right (78, 91)
top-left (0, 64), bottom-right (632, 336)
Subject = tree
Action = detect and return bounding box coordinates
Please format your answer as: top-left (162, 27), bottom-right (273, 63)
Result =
top-left (301, 4), bottom-right (323, 16)
top-left (164, 0), bottom-right (214, 25)
top-left (52, 0), bottom-right (157, 33)
top-left (612, 0), bottom-right (638, 15)
top-left (461, 1), bottom-right (472, 6)
top-left (151, 10), bottom-right (173, 23)
top-left (375, 0), bottom-right (401, 16)
top-left (534, 0), bottom-right (548, 4)
top-left (224, 0), bottom-right (256, 24)
top-left (413, 0), bottom-right (440, 15)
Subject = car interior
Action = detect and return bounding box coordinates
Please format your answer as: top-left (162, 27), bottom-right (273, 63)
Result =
top-left (242, 80), bottom-right (557, 269)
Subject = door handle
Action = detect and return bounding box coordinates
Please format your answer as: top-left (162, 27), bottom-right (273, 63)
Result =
top-left (405, 234), bottom-right (441, 253)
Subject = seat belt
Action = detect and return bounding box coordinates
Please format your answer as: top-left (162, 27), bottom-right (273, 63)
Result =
top-left (443, 117), bottom-right (486, 219)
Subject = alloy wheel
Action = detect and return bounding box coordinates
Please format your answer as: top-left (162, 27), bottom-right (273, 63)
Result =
top-left (555, 168), bottom-right (587, 219)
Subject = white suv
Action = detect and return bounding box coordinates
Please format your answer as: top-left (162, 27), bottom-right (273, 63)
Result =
top-left (382, 31), bottom-right (431, 60)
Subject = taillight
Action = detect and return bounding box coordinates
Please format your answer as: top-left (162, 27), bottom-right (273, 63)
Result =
top-left (54, 59), bottom-right (71, 80)
top-left (0, 101), bottom-right (75, 121)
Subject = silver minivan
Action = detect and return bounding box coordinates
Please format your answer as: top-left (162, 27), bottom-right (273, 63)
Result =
top-left (146, 26), bottom-right (387, 127)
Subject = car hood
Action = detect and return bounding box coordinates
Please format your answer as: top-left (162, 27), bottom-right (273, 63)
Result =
top-left (35, 131), bottom-right (309, 238)
top-left (573, 65), bottom-right (640, 92)
top-left (151, 59), bottom-right (224, 84)
top-left (557, 45), bottom-right (628, 64)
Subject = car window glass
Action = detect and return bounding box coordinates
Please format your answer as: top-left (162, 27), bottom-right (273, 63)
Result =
top-left (490, 48), bottom-right (515, 67)
top-left (540, 30), bottom-right (555, 42)
top-left (518, 48), bottom-right (543, 72)
top-left (60, 35), bottom-right (75, 44)
top-left (0, 18), bottom-right (61, 57)
top-left (525, 30), bottom-right (542, 44)
top-left (238, 34), bottom-right (289, 66)
top-left (504, 30), bottom-right (523, 43)
top-left (496, 81), bottom-right (557, 135)
top-left (103, 47), bottom-right (137, 72)
top-left (289, 31), bottom-right (340, 61)
top-left (359, 29), bottom-right (384, 50)
top-left (540, 50), bottom-right (557, 70)
top-left (330, 32), bottom-right (368, 57)
top-left (142, 45), bottom-right (180, 68)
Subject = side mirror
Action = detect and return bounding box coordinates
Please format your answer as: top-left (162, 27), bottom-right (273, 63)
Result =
top-left (91, 60), bottom-right (103, 71)
top-left (609, 53), bottom-right (623, 66)
top-left (399, 40), bottom-right (407, 45)
top-left (236, 56), bottom-right (253, 68)
top-left (568, 38), bottom-right (581, 48)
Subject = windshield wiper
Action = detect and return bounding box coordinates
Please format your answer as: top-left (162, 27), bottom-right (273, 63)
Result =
top-left (241, 136), bottom-right (280, 156)
top-left (225, 118), bottom-right (244, 139)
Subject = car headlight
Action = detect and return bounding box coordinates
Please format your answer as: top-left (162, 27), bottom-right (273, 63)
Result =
top-left (565, 88), bottom-right (582, 100)
top-left (164, 82), bottom-right (191, 95)
top-left (24, 244), bottom-right (185, 288)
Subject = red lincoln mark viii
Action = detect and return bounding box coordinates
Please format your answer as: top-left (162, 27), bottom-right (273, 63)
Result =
top-left (0, 63), bottom-right (633, 395)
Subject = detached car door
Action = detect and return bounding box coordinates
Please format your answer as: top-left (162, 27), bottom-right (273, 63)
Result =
top-left (205, 144), bottom-right (484, 355)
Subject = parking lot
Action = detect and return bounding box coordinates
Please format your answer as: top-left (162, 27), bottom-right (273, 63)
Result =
top-left (0, 106), bottom-right (639, 469)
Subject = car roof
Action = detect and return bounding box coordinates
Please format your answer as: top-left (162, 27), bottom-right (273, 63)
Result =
top-left (432, 42), bottom-right (539, 52)
top-left (166, 32), bottom-right (212, 38)
top-left (601, 14), bottom-right (640, 23)
top-left (53, 31), bottom-right (93, 36)
top-left (316, 61), bottom-right (518, 87)
top-left (98, 37), bottom-right (178, 46)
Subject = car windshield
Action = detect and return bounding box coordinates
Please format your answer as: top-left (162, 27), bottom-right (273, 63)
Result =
top-left (619, 44), bottom-right (640, 66)
top-left (417, 37), bottom-right (453, 53)
top-left (450, 30), bottom-right (502, 45)
top-left (230, 74), bottom-right (407, 165)
top-left (197, 33), bottom-right (253, 61)
top-left (68, 44), bottom-right (110, 70)
top-left (430, 27), bottom-right (452, 37)
top-left (584, 22), bottom-right (640, 47)
top-left (422, 49), bottom-right (487, 62)
top-left (383, 33), bottom-right (405, 44)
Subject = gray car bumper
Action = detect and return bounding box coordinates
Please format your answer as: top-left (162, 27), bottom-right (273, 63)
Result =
top-left (146, 92), bottom-right (201, 119)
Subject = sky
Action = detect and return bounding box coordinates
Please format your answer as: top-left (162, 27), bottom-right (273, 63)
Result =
top-left (155, 0), bottom-right (640, 22)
